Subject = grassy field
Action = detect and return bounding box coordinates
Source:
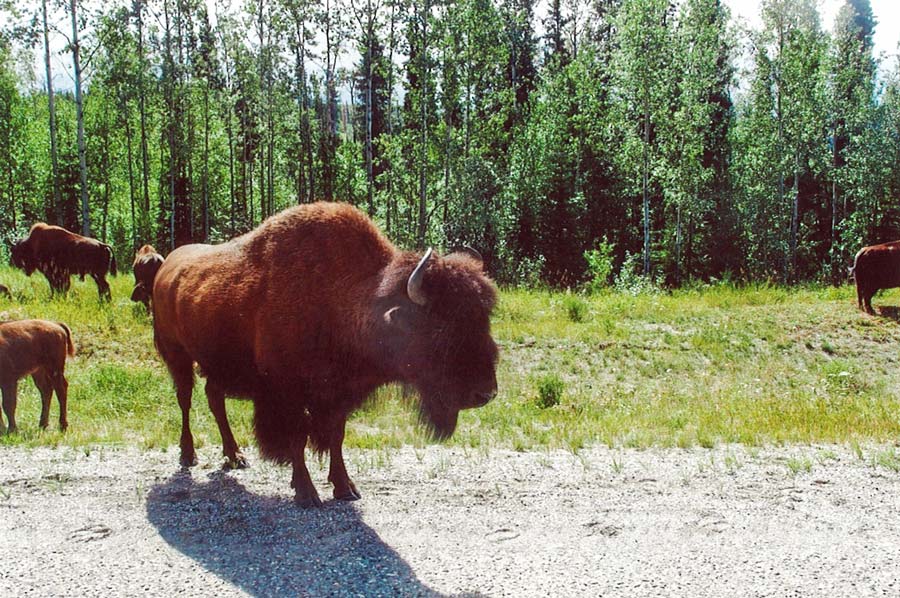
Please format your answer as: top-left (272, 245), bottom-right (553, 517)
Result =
top-left (2, 265), bottom-right (900, 454)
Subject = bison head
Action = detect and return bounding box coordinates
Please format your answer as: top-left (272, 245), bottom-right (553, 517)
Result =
top-left (131, 281), bottom-right (150, 304)
top-left (9, 239), bottom-right (35, 275)
top-left (377, 248), bottom-right (499, 439)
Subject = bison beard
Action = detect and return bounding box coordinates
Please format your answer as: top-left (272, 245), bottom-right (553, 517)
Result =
top-left (152, 202), bottom-right (499, 507)
top-left (9, 223), bottom-right (117, 300)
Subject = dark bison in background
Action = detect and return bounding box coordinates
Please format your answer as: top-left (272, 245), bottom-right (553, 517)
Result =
top-left (152, 202), bottom-right (499, 507)
top-left (10, 223), bottom-right (117, 299)
top-left (850, 241), bottom-right (900, 314)
top-left (130, 245), bottom-right (164, 307)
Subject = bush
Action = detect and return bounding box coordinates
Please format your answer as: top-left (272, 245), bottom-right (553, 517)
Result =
top-left (614, 251), bottom-right (663, 296)
top-left (584, 237), bottom-right (615, 293)
top-left (535, 374), bottom-right (565, 409)
top-left (562, 294), bottom-right (589, 322)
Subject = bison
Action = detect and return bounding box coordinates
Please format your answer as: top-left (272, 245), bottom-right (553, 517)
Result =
top-left (0, 319), bottom-right (74, 433)
top-left (850, 241), bottom-right (900, 314)
top-left (152, 202), bottom-right (499, 507)
top-left (130, 245), bottom-right (165, 307)
top-left (10, 223), bottom-right (117, 299)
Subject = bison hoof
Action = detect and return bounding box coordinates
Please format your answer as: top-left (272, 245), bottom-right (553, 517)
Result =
top-left (224, 453), bottom-right (249, 470)
top-left (180, 452), bottom-right (198, 467)
top-left (334, 488), bottom-right (362, 501)
top-left (294, 492), bottom-right (323, 509)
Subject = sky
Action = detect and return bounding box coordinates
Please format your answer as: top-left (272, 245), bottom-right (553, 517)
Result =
top-left (725, 0), bottom-right (900, 62)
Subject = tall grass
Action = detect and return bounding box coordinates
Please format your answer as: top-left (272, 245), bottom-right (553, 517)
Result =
top-left (2, 265), bottom-right (899, 452)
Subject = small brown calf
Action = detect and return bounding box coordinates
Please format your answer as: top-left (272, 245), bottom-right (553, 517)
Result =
top-left (0, 319), bottom-right (75, 433)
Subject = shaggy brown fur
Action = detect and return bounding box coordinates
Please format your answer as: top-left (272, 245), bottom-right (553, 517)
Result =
top-left (153, 202), bottom-right (499, 507)
top-left (850, 241), bottom-right (900, 314)
top-left (10, 223), bottom-right (117, 299)
top-left (130, 245), bottom-right (165, 307)
top-left (0, 319), bottom-right (74, 433)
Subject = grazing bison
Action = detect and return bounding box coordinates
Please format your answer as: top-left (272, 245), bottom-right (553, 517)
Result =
top-left (10, 223), bottom-right (117, 299)
top-left (130, 245), bottom-right (165, 307)
top-left (850, 241), bottom-right (900, 314)
top-left (153, 202), bottom-right (499, 507)
top-left (0, 319), bottom-right (74, 433)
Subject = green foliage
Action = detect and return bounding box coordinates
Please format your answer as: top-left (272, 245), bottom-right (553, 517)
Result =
top-left (0, 0), bottom-right (894, 288)
top-left (584, 237), bottom-right (615, 292)
top-left (562, 294), bottom-right (589, 322)
top-left (534, 374), bottom-right (565, 409)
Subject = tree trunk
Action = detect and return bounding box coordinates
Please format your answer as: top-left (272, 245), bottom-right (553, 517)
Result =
top-left (136, 0), bottom-right (152, 241)
top-left (417, 0), bottom-right (430, 250)
top-left (70, 0), bottom-right (89, 236)
top-left (42, 0), bottom-right (62, 224)
top-left (642, 91), bottom-right (650, 276)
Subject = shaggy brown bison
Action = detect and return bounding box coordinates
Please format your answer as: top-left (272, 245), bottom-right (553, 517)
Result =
top-left (0, 319), bottom-right (74, 433)
top-left (850, 241), bottom-right (900, 314)
top-left (10, 223), bottom-right (117, 299)
top-left (153, 202), bottom-right (499, 507)
top-left (130, 245), bottom-right (164, 307)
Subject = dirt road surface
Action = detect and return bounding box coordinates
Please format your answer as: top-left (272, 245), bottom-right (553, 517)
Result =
top-left (2, 444), bottom-right (900, 597)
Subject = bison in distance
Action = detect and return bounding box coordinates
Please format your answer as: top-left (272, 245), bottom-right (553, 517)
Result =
top-left (851, 241), bottom-right (900, 314)
top-left (130, 245), bottom-right (165, 307)
top-left (152, 202), bottom-right (499, 507)
top-left (10, 223), bottom-right (117, 299)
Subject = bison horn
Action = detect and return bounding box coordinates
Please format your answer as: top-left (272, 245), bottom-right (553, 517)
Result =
top-left (407, 248), bottom-right (433, 306)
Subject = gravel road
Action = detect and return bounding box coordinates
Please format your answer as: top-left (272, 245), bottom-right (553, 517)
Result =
top-left (2, 444), bottom-right (900, 597)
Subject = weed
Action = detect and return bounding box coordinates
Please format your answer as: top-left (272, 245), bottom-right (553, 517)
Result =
top-left (785, 456), bottom-right (813, 475)
top-left (563, 295), bottom-right (590, 323)
top-left (534, 374), bottom-right (565, 409)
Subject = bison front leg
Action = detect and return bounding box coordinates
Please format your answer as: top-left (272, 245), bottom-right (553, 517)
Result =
top-left (92, 273), bottom-right (111, 301)
top-left (1, 382), bottom-right (18, 434)
top-left (328, 417), bottom-right (361, 501)
top-left (205, 380), bottom-right (247, 469)
top-left (290, 434), bottom-right (322, 508)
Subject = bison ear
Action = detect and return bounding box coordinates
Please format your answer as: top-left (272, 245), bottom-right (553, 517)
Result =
top-left (383, 306), bottom-right (413, 333)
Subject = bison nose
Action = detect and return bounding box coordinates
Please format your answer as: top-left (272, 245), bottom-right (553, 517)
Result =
top-left (472, 389), bottom-right (497, 407)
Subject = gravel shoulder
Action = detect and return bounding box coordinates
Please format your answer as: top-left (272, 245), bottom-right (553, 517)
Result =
top-left (2, 444), bottom-right (900, 597)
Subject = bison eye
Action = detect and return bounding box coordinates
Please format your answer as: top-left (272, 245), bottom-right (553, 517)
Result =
top-left (383, 306), bottom-right (413, 333)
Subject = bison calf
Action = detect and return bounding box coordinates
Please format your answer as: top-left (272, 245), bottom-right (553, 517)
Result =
top-left (851, 241), bottom-right (900, 314)
top-left (0, 320), bottom-right (74, 433)
top-left (130, 245), bottom-right (165, 307)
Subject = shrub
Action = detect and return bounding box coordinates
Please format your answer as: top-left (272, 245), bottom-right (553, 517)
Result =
top-left (562, 294), bottom-right (589, 323)
top-left (535, 374), bottom-right (565, 409)
top-left (584, 237), bottom-right (615, 292)
top-left (614, 251), bottom-right (663, 296)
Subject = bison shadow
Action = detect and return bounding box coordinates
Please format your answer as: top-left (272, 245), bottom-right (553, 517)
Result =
top-left (146, 470), bottom-right (483, 598)
top-left (876, 305), bottom-right (900, 322)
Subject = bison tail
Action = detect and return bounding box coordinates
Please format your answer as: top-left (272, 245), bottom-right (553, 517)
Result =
top-left (106, 245), bottom-right (118, 276)
top-left (58, 322), bottom-right (76, 357)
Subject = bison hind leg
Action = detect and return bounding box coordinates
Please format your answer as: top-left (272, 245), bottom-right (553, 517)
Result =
top-left (159, 346), bottom-right (197, 467)
top-left (205, 379), bottom-right (248, 469)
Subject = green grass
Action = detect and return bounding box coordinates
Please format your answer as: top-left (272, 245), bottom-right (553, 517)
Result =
top-left (2, 267), bottom-right (900, 452)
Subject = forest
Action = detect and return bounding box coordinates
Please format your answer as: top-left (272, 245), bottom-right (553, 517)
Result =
top-left (0, 0), bottom-right (895, 288)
